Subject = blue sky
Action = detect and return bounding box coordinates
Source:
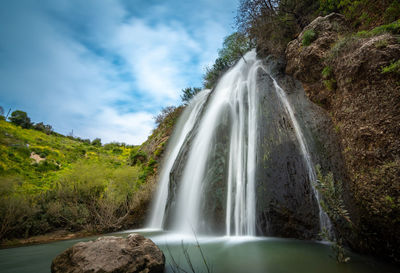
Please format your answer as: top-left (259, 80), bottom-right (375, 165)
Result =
top-left (0, 0), bottom-right (239, 144)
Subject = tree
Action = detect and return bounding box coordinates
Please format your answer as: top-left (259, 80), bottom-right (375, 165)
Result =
top-left (0, 106), bottom-right (4, 121)
top-left (236, 0), bottom-right (319, 56)
top-left (203, 32), bottom-right (254, 89)
top-left (91, 138), bottom-right (102, 146)
top-left (33, 122), bottom-right (53, 134)
top-left (153, 106), bottom-right (176, 126)
top-left (9, 110), bottom-right (32, 129)
top-left (181, 87), bottom-right (202, 104)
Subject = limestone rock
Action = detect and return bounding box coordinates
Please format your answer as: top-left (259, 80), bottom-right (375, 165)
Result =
top-left (285, 12), bottom-right (400, 263)
top-left (51, 234), bottom-right (165, 273)
top-left (286, 13), bottom-right (348, 84)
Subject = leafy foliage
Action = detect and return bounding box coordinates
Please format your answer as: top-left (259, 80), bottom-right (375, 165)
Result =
top-left (181, 87), bottom-right (202, 104)
top-left (203, 32), bottom-right (253, 89)
top-left (314, 165), bottom-right (353, 263)
top-left (315, 165), bottom-right (352, 225)
top-left (91, 138), bottom-right (102, 147)
top-left (302, 29), bottom-right (318, 46)
top-left (154, 106), bottom-right (177, 126)
top-left (381, 59), bottom-right (400, 74)
top-left (236, 0), bottom-right (319, 56)
top-left (9, 110), bottom-right (32, 129)
top-left (357, 19), bottom-right (400, 37)
top-left (0, 118), bottom-right (159, 241)
top-left (319, 0), bottom-right (400, 27)
top-left (129, 149), bottom-right (147, 165)
top-left (33, 122), bottom-right (53, 135)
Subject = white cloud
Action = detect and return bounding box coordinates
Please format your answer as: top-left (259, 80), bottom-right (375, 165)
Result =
top-left (85, 108), bottom-right (154, 144)
top-left (110, 19), bottom-right (201, 104)
top-left (0, 0), bottom-right (238, 144)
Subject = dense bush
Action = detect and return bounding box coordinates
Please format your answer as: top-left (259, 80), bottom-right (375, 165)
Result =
top-left (33, 122), bottom-right (53, 134)
top-left (91, 138), bottom-right (102, 146)
top-left (0, 161), bottom-right (151, 239)
top-left (302, 29), bottom-right (318, 45)
top-left (9, 110), bottom-right (32, 129)
top-left (129, 149), bottom-right (147, 165)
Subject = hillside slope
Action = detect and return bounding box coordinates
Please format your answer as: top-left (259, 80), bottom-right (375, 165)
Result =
top-left (0, 106), bottom-right (182, 244)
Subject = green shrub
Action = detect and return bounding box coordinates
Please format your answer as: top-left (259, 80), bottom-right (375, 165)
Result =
top-left (357, 19), bottom-right (400, 37)
top-left (323, 79), bottom-right (337, 91)
top-left (91, 138), bottom-right (102, 146)
top-left (314, 165), bottom-right (352, 225)
top-left (381, 59), bottom-right (400, 74)
top-left (302, 29), bottom-right (317, 46)
top-left (9, 110), bottom-right (33, 129)
top-left (322, 66), bottom-right (333, 78)
top-left (129, 150), bottom-right (147, 165)
top-left (34, 161), bottom-right (59, 172)
top-left (384, 1), bottom-right (400, 24)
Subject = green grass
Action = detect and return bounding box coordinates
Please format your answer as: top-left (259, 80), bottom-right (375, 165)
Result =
top-left (0, 119), bottom-right (159, 240)
top-left (322, 66), bottom-right (333, 78)
top-left (357, 19), bottom-right (400, 38)
top-left (0, 104), bottom-right (184, 241)
top-left (381, 59), bottom-right (400, 74)
top-left (302, 29), bottom-right (317, 46)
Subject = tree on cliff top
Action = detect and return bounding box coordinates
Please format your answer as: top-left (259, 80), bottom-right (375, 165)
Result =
top-left (181, 87), bottom-right (202, 104)
top-left (236, 0), bottom-right (319, 56)
top-left (203, 32), bottom-right (254, 89)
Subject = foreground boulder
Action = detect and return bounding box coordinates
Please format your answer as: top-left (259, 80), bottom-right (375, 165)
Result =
top-left (51, 234), bottom-right (165, 273)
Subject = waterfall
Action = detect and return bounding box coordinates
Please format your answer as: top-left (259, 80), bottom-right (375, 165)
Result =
top-left (148, 90), bottom-right (211, 228)
top-left (148, 50), bottom-right (332, 237)
top-left (270, 80), bottom-right (333, 235)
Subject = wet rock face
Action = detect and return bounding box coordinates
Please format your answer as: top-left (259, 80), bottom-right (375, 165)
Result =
top-left (285, 12), bottom-right (400, 262)
top-left (51, 234), bottom-right (165, 273)
top-left (255, 64), bottom-right (343, 240)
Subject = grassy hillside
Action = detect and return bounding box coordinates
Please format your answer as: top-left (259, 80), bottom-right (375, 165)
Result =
top-left (0, 106), bottom-right (182, 243)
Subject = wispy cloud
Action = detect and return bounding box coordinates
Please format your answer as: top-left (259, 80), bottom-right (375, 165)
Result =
top-left (0, 0), bottom-right (238, 144)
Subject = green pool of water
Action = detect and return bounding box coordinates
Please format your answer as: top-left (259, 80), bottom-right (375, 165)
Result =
top-left (0, 230), bottom-right (398, 273)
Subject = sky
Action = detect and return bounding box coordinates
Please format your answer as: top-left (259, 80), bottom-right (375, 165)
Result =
top-left (0, 0), bottom-right (239, 144)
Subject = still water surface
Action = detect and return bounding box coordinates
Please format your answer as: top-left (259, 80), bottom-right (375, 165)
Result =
top-left (0, 230), bottom-right (398, 273)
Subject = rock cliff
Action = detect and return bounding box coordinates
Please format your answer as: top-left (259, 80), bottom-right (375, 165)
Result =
top-left (286, 13), bottom-right (400, 262)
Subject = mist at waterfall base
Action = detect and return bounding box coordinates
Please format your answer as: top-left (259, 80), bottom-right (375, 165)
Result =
top-left (1, 51), bottom-right (399, 273)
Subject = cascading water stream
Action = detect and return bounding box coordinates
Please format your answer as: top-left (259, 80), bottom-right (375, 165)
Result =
top-left (148, 90), bottom-right (211, 228)
top-left (270, 79), bottom-right (333, 235)
top-left (172, 51), bottom-right (260, 235)
top-left (148, 49), bottom-right (333, 238)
